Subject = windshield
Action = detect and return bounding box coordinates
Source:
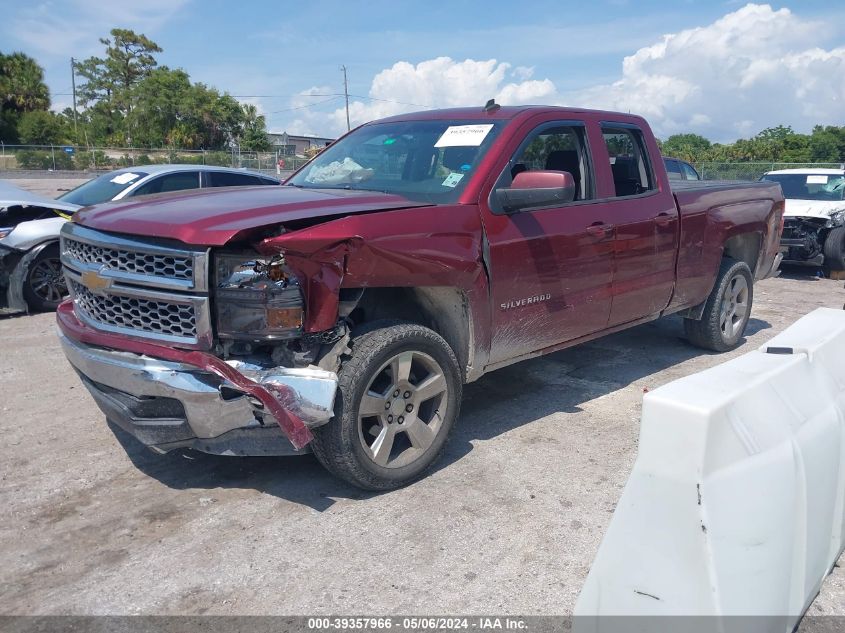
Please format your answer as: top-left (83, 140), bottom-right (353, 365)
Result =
top-left (58, 170), bottom-right (148, 206)
top-left (287, 119), bottom-right (506, 203)
top-left (760, 173), bottom-right (845, 201)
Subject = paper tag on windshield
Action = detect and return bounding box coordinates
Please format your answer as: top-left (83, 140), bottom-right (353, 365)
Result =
top-left (807, 175), bottom-right (829, 184)
top-left (434, 124), bottom-right (494, 147)
top-left (442, 173), bottom-right (464, 188)
top-left (111, 172), bottom-right (141, 185)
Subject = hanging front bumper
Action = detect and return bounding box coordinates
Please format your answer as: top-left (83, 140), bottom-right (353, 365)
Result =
top-left (57, 301), bottom-right (338, 454)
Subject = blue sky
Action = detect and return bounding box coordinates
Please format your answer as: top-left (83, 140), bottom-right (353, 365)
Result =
top-left (3, 1), bottom-right (844, 142)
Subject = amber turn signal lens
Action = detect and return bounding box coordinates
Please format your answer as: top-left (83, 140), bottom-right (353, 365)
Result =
top-left (266, 307), bottom-right (303, 329)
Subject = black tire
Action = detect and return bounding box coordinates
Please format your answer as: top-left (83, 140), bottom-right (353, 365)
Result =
top-left (823, 226), bottom-right (845, 271)
top-left (22, 244), bottom-right (67, 312)
top-left (684, 257), bottom-right (753, 352)
top-left (310, 321), bottom-right (462, 490)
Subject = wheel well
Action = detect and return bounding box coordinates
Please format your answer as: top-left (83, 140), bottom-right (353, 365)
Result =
top-left (346, 287), bottom-right (472, 381)
top-left (723, 232), bottom-right (761, 273)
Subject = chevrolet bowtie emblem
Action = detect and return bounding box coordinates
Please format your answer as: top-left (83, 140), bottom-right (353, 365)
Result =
top-left (81, 268), bottom-right (112, 292)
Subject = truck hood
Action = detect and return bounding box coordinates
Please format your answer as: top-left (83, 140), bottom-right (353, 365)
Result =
top-left (784, 198), bottom-right (845, 221)
top-left (73, 185), bottom-right (433, 246)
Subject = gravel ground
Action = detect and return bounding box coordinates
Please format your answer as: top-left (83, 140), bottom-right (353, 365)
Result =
top-left (3, 176), bottom-right (90, 197)
top-left (2, 177), bottom-right (844, 623)
top-left (0, 274), bottom-right (843, 621)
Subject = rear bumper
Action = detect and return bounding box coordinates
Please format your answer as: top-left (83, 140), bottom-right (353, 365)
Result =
top-left (765, 252), bottom-right (784, 278)
top-left (56, 301), bottom-right (337, 453)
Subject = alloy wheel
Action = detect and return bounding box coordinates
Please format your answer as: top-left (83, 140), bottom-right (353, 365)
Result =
top-left (719, 274), bottom-right (749, 339)
top-left (29, 258), bottom-right (67, 304)
top-left (357, 350), bottom-right (449, 469)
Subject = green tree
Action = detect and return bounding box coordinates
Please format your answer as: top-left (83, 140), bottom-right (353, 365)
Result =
top-left (17, 110), bottom-right (69, 144)
top-left (77, 28), bottom-right (162, 144)
top-left (238, 103), bottom-right (271, 151)
top-left (0, 51), bottom-right (51, 142)
top-left (660, 133), bottom-right (711, 162)
top-left (809, 126), bottom-right (845, 162)
top-left (127, 67), bottom-right (247, 150)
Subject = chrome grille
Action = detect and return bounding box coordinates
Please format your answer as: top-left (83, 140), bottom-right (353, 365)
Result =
top-left (60, 223), bottom-right (211, 348)
top-left (70, 279), bottom-right (197, 339)
top-left (64, 238), bottom-right (193, 281)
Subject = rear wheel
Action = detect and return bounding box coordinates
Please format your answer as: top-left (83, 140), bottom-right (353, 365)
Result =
top-left (684, 257), bottom-right (753, 352)
top-left (23, 244), bottom-right (67, 312)
top-left (310, 321), bottom-right (461, 490)
top-left (823, 226), bottom-right (845, 271)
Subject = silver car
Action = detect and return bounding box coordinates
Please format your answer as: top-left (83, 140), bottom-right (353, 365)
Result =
top-left (0, 165), bottom-right (279, 314)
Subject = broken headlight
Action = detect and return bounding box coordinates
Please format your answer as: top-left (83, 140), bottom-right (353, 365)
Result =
top-left (214, 252), bottom-right (303, 340)
top-left (828, 210), bottom-right (845, 228)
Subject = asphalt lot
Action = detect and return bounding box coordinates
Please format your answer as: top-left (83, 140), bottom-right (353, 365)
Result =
top-left (1, 271), bottom-right (844, 620)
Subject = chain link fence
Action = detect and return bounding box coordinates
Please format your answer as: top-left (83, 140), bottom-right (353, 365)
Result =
top-left (693, 162), bottom-right (844, 181)
top-left (3, 146), bottom-right (842, 183)
top-left (0, 144), bottom-right (312, 175)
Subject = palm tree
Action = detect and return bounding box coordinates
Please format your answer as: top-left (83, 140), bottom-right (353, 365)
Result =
top-left (0, 52), bottom-right (51, 113)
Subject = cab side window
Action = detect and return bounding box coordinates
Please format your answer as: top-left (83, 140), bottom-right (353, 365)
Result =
top-left (601, 126), bottom-right (654, 197)
top-left (500, 124), bottom-right (592, 203)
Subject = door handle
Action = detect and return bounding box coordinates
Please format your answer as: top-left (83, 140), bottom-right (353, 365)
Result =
top-left (587, 222), bottom-right (614, 237)
top-left (655, 213), bottom-right (674, 227)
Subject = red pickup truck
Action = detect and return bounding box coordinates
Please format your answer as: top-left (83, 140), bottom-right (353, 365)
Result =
top-left (57, 105), bottom-right (784, 489)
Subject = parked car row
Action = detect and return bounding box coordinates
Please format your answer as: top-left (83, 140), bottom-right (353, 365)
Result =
top-left (0, 166), bottom-right (279, 313)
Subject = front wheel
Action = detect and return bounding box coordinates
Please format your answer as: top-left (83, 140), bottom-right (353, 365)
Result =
top-left (23, 244), bottom-right (67, 312)
top-left (684, 257), bottom-right (753, 352)
top-left (823, 226), bottom-right (845, 271)
top-left (310, 321), bottom-right (462, 490)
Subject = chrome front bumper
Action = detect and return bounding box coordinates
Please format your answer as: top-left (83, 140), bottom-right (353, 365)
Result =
top-left (59, 333), bottom-right (338, 455)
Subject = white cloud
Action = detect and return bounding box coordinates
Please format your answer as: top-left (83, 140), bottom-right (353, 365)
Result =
top-left (568, 3), bottom-right (845, 140)
top-left (286, 3), bottom-right (844, 143)
top-left (321, 57), bottom-right (558, 134)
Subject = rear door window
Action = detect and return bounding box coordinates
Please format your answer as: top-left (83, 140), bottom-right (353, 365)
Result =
top-left (132, 172), bottom-right (201, 196)
top-left (601, 125), bottom-right (655, 197)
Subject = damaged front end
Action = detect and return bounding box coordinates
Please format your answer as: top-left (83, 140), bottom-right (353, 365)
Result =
top-left (57, 301), bottom-right (338, 454)
top-left (57, 221), bottom-right (352, 454)
top-left (780, 209), bottom-right (845, 265)
top-left (0, 181), bottom-right (79, 313)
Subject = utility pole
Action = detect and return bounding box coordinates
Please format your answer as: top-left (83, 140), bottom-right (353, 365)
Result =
top-left (340, 65), bottom-right (350, 132)
top-left (70, 57), bottom-right (79, 141)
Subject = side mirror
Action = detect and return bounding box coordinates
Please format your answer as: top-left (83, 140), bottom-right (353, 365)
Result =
top-left (496, 170), bottom-right (576, 213)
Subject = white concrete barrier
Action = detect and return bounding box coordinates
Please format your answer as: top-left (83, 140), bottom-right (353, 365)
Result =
top-left (575, 307), bottom-right (845, 629)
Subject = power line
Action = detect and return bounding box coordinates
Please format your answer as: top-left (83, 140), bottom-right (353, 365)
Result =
top-left (348, 94), bottom-right (432, 109)
top-left (270, 96), bottom-right (342, 114)
top-left (52, 90), bottom-right (434, 110)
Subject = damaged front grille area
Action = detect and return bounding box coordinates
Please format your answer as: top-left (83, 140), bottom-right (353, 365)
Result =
top-left (69, 279), bottom-right (198, 340)
top-left (64, 238), bottom-right (194, 282)
top-left (60, 223), bottom-right (212, 348)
